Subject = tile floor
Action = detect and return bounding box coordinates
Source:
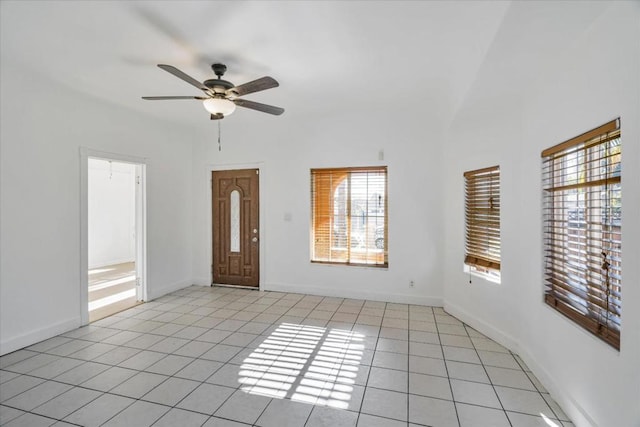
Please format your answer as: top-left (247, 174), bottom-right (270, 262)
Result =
top-left (0, 286), bottom-right (574, 426)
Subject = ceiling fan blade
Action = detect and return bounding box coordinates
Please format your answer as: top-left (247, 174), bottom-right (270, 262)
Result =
top-left (142, 96), bottom-right (207, 100)
top-left (229, 76), bottom-right (279, 97)
top-left (234, 99), bottom-right (284, 116)
top-left (210, 113), bottom-right (224, 120)
top-left (157, 64), bottom-right (209, 92)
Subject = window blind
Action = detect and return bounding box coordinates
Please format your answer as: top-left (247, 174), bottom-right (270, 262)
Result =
top-left (464, 166), bottom-right (501, 275)
top-left (542, 119), bottom-right (621, 350)
top-left (310, 167), bottom-right (388, 267)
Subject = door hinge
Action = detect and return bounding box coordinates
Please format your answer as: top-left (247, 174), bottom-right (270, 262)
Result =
top-left (136, 277), bottom-right (142, 288)
top-left (136, 176), bottom-right (141, 185)
top-left (256, 170), bottom-right (259, 175)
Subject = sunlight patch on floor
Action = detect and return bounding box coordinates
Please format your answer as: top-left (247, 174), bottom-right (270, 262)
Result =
top-left (239, 323), bottom-right (364, 409)
top-left (89, 288), bottom-right (136, 311)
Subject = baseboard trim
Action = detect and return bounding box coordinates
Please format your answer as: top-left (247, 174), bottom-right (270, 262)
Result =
top-left (0, 317), bottom-right (81, 356)
top-left (264, 282), bottom-right (443, 306)
top-left (443, 301), bottom-right (520, 354)
top-left (147, 279), bottom-right (194, 301)
top-left (444, 300), bottom-right (597, 427)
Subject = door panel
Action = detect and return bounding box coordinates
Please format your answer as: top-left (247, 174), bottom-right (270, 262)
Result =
top-left (212, 169), bottom-right (259, 286)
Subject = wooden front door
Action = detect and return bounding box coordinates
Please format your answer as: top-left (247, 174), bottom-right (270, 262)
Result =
top-left (212, 169), bottom-right (260, 287)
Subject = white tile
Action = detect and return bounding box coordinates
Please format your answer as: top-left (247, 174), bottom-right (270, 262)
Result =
top-left (174, 359), bottom-right (222, 382)
top-left (4, 412), bottom-right (56, 427)
top-left (69, 342), bottom-right (117, 360)
top-left (0, 370), bottom-right (20, 384)
top-left (408, 355), bottom-right (447, 377)
top-left (214, 389), bottom-right (272, 424)
top-left (177, 383), bottom-right (235, 415)
top-left (206, 363), bottom-right (243, 388)
top-left (477, 351), bottom-right (520, 369)
top-left (53, 361), bottom-right (110, 385)
top-left (27, 337), bottom-right (72, 353)
top-left (81, 366), bottom-right (137, 392)
top-left (153, 408), bottom-right (209, 427)
top-left (409, 330), bottom-right (440, 344)
top-left (471, 337), bottom-right (509, 353)
top-left (408, 394), bottom-right (458, 427)
top-left (145, 354), bottom-right (194, 376)
top-left (371, 351), bottom-right (407, 370)
top-left (3, 380), bottom-right (71, 410)
top-left (409, 341), bottom-right (443, 358)
top-left (450, 379), bottom-right (501, 409)
top-left (357, 413), bottom-right (406, 427)
top-left (457, 402), bottom-right (510, 426)
top-left (409, 372), bottom-right (452, 400)
top-left (439, 334), bottom-right (474, 348)
top-left (0, 375), bottom-right (45, 401)
top-left (256, 398), bottom-right (313, 427)
top-left (485, 366), bottom-right (536, 390)
top-left (101, 400), bottom-right (168, 427)
top-left (361, 387), bottom-right (407, 421)
top-left (64, 393), bottom-right (134, 426)
top-left (367, 366), bottom-right (409, 393)
top-left (507, 411), bottom-right (563, 427)
top-left (376, 338), bottom-right (408, 354)
top-left (148, 337), bottom-right (190, 353)
top-left (4, 354), bottom-right (60, 374)
top-left (28, 358), bottom-right (85, 379)
top-left (0, 405), bottom-right (26, 424)
top-left (172, 326), bottom-right (210, 339)
top-left (222, 332), bottom-right (259, 347)
top-left (437, 324), bottom-right (468, 336)
top-left (201, 344), bottom-right (243, 363)
top-left (31, 386), bottom-right (101, 419)
top-left (110, 372), bottom-right (168, 398)
top-left (306, 405), bottom-right (358, 427)
top-left (446, 360), bottom-right (490, 383)
top-left (494, 386), bottom-right (554, 416)
top-left (197, 329), bottom-right (233, 344)
top-left (443, 346), bottom-right (481, 364)
top-left (118, 350), bottom-right (165, 370)
top-left (46, 340), bottom-right (93, 356)
top-left (92, 346), bottom-right (140, 365)
top-left (142, 376), bottom-right (200, 406)
top-left (173, 340), bottom-right (215, 357)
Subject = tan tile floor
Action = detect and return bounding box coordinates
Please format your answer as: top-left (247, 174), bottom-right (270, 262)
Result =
top-left (0, 286), bottom-right (574, 426)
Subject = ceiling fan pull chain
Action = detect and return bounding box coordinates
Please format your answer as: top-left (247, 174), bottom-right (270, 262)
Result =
top-left (218, 120), bottom-right (222, 151)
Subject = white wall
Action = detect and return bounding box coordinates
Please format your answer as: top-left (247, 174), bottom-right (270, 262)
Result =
top-left (191, 106), bottom-right (447, 305)
top-left (88, 159), bottom-right (136, 268)
top-left (443, 3), bottom-right (640, 427)
top-left (0, 61), bottom-right (196, 354)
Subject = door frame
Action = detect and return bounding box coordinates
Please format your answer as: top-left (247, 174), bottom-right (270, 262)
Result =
top-left (80, 147), bottom-right (148, 325)
top-left (207, 162), bottom-right (265, 289)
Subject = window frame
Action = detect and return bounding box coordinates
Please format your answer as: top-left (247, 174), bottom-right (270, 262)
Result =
top-left (541, 118), bottom-right (621, 350)
top-left (463, 165), bottom-right (501, 282)
top-left (310, 166), bottom-right (388, 268)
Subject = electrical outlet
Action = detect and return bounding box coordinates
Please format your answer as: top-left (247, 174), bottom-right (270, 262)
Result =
top-left (410, 280), bottom-right (415, 288)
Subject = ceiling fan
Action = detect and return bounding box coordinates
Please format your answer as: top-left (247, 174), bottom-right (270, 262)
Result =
top-left (142, 63), bottom-right (284, 120)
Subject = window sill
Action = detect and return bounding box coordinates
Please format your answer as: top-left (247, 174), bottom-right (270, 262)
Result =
top-left (464, 265), bottom-right (501, 284)
top-left (311, 260), bottom-right (389, 270)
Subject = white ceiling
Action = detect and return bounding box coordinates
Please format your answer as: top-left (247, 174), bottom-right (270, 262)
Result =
top-left (1, 1), bottom-right (515, 127)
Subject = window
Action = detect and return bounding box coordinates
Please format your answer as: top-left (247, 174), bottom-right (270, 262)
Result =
top-left (464, 166), bottom-right (501, 281)
top-left (542, 119), bottom-right (621, 350)
top-left (310, 167), bottom-right (387, 267)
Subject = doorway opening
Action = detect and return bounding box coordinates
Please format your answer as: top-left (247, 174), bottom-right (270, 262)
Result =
top-left (82, 154), bottom-right (146, 323)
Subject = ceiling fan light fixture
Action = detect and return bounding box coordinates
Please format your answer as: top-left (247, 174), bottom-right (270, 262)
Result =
top-left (203, 97), bottom-right (236, 116)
